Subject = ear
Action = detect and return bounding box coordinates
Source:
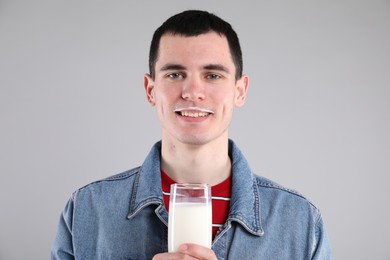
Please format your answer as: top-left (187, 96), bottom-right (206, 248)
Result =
top-left (144, 73), bottom-right (156, 106)
top-left (234, 74), bottom-right (249, 107)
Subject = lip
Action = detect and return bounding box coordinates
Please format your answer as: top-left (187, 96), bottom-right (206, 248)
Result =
top-left (174, 106), bottom-right (214, 113)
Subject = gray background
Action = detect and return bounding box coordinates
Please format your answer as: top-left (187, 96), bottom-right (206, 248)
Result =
top-left (1, 0), bottom-right (389, 259)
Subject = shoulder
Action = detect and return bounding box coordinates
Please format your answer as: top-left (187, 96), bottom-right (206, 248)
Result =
top-left (102, 166), bottom-right (141, 182)
top-left (253, 174), bottom-right (321, 219)
top-left (254, 175), bottom-right (307, 199)
top-left (73, 166), bottom-right (141, 199)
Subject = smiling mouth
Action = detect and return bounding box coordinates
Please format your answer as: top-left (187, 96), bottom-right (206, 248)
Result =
top-left (178, 111), bottom-right (210, 117)
top-left (174, 107), bottom-right (214, 118)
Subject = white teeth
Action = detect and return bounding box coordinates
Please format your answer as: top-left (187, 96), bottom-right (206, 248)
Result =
top-left (180, 111), bottom-right (209, 117)
top-left (174, 107), bottom-right (213, 118)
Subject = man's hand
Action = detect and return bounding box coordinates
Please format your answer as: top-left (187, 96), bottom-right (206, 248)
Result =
top-left (152, 244), bottom-right (217, 260)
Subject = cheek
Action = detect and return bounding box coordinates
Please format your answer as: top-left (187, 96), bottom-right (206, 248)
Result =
top-left (208, 86), bottom-right (224, 97)
top-left (156, 85), bottom-right (181, 101)
top-left (211, 89), bottom-right (236, 107)
top-left (209, 93), bottom-right (235, 120)
top-left (154, 89), bottom-right (177, 115)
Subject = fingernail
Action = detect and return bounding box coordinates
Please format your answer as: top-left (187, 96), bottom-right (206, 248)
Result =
top-left (180, 244), bottom-right (188, 251)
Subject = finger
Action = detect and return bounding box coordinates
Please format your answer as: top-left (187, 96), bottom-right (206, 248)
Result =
top-left (179, 244), bottom-right (217, 260)
top-left (152, 251), bottom-right (195, 260)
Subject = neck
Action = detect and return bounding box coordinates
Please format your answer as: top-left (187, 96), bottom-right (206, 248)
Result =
top-left (160, 137), bottom-right (231, 186)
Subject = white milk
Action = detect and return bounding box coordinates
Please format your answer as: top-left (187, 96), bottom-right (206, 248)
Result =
top-left (168, 202), bottom-right (212, 252)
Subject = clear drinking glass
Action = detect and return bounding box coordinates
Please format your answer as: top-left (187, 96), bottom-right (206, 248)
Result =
top-left (168, 183), bottom-right (212, 252)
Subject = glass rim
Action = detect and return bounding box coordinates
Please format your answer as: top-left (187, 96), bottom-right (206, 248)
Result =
top-left (170, 183), bottom-right (210, 189)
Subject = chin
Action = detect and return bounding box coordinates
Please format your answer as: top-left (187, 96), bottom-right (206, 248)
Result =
top-left (178, 135), bottom-right (211, 146)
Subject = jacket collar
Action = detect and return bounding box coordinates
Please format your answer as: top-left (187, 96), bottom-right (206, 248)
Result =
top-left (228, 139), bottom-right (264, 236)
top-left (127, 140), bottom-right (264, 236)
top-left (127, 141), bottom-right (167, 223)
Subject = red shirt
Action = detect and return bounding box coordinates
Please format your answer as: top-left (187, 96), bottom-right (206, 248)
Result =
top-left (161, 170), bottom-right (231, 239)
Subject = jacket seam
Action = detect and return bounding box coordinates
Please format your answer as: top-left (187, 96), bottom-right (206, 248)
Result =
top-left (312, 210), bottom-right (323, 257)
top-left (74, 167), bottom-right (140, 193)
top-left (255, 178), bottom-right (319, 210)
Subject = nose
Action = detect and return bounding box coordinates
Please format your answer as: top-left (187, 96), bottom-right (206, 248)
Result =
top-left (181, 77), bottom-right (205, 101)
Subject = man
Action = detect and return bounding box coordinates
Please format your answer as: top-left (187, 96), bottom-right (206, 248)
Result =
top-left (52, 10), bottom-right (331, 259)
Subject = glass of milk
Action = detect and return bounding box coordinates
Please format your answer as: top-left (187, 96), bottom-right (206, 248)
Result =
top-left (168, 183), bottom-right (212, 252)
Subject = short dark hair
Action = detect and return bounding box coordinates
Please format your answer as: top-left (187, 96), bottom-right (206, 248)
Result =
top-left (149, 10), bottom-right (243, 80)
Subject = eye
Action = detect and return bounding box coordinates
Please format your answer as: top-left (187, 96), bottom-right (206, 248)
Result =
top-left (206, 73), bottom-right (221, 80)
top-left (168, 73), bottom-right (183, 79)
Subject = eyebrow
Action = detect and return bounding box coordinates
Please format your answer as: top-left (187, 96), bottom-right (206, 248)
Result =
top-left (203, 64), bottom-right (230, 74)
top-left (159, 63), bottom-right (230, 73)
top-left (160, 64), bottom-right (186, 72)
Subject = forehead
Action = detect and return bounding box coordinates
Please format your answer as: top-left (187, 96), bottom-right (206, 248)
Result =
top-left (156, 32), bottom-right (234, 67)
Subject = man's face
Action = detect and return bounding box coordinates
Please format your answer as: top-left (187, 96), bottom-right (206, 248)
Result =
top-left (144, 31), bottom-right (248, 146)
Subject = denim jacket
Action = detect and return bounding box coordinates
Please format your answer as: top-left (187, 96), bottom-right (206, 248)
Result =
top-left (51, 140), bottom-right (331, 259)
